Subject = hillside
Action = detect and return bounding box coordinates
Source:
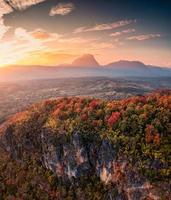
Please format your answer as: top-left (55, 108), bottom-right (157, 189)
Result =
top-left (2, 76), bottom-right (171, 124)
top-left (0, 91), bottom-right (171, 199)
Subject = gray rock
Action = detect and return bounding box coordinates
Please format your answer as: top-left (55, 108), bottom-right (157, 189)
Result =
top-left (0, 127), bottom-right (163, 200)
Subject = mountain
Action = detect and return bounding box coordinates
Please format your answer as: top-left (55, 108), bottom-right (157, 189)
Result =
top-left (106, 60), bottom-right (148, 69)
top-left (72, 54), bottom-right (100, 67)
top-left (105, 60), bottom-right (171, 77)
top-left (0, 91), bottom-right (170, 199)
top-left (0, 56), bottom-right (171, 82)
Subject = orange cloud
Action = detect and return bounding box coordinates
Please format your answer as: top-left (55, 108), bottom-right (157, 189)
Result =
top-left (15, 27), bottom-right (60, 42)
top-left (31, 30), bottom-right (50, 40)
top-left (30, 29), bottom-right (61, 41)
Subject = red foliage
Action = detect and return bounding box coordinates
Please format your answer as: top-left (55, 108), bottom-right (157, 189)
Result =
top-left (107, 112), bottom-right (121, 127)
top-left (139, 96), bottom-right (147, 104)
top-left (75, 107), bottom-right (81, 113)
top-left (81, 113), bottom-right (88, 121)
top-left (58, 102), bottom-right (65, 110)
top-left (89, 99), bottom-right (100, 110)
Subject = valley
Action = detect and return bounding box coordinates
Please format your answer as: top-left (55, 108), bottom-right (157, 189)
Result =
top-left (0, 76), bottom-right (171, 123)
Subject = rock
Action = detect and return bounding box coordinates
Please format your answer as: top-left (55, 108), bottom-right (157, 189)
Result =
top-left (41, 131), bottom-right (93, 181)
top-left (0, 126), bottom-right (166, 200)
top-left (96, 139), bottom-right (116, 183)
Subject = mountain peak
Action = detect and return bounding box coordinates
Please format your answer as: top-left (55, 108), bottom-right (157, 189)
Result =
top-left (117, 60), bottom-right (145, 65)
top-left (106, 60), bottom-right (148, 69)
top-left (72, 54), bottom-right (100, 67)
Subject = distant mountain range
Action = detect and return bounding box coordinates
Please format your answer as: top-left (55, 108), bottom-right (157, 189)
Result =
top-left (104, 60), bottom-right (171, 77)
top-left (0, 54), bottom-right (171, 81)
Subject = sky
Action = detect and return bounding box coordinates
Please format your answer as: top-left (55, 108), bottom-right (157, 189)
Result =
top-left (0, 0), bottom-right (171, 67)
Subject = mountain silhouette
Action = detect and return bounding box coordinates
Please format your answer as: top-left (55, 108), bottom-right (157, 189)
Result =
top-left (106, 60), bottom-right (148, 69)
top-left (72, 54), bottom-right (100, 67)
top-left (0, 55), bottom-right (171, 81)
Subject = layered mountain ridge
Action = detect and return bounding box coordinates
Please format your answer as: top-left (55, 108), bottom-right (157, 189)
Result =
top-left (0, 54), bottom-right (171, 81)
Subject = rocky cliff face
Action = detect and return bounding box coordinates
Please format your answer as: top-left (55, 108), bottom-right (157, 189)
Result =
top-left (0, 127), bottom-right (166, 200)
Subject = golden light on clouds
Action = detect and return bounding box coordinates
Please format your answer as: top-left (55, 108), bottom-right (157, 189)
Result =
top-left (31, 30), bottom-right (51, 40)
top-left (16, 51), bottom-right (78, 66)
top-left (0, 0), bottom-right (170, 67)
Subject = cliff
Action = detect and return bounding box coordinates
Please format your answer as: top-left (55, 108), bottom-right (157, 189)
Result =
top-left (0, 91), bottom-right (170, 199)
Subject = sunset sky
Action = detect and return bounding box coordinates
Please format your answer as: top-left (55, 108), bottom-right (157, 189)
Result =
top-left (0, 0), bottom-right (171, 67)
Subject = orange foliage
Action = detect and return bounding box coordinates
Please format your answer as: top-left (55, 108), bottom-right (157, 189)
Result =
top-left (145, 124), bottom-right (154, 143)
top-left (145, 125), bottom-right (161, 145)
top-left (107, 112), bottom-right (121, 127)
top-left (153, 133), bottom-right (160, 145)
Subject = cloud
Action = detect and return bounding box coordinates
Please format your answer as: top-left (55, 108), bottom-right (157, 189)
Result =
top-left (49, 3), bottom-right (75, 16)
top-left (31, 29), bottom-right (61, 41)
top-left (16, 50), bottom-right (78, 66)
top-left (0, 0), bottom-right (48, 39)
top-left (110, 32), bottom-right (122, 37)
top-left (127, 34), bottom-right (161, 41)
top-left (110, 29), bottom-right (135, 37)
top-left (6, 0), bottom-right (47, 10)
top-left (0, 0), bottom-right (50, 64)
top-left (74, 20), bottom-right (136, 33)
top-left (0, 1), bottom-right (13, 16)
top-left (31, 29), bottom-right (51, 40)
top-left (89, 42), bottom-right (114, 51)
top-left (0, 0), bottom-right (13, 39)
top-left (58, 37), bottom-right (99, 44)
top-left (1, 27), bottom-right (82, 65)
top-left (0, 35), bottom-right (47, 66)
top-left (122, 29), bottom-right (136, 34)
top-left (0, 18), bottom-right (10, 39)
top-left (15, 28), bottom-right (61, 42)
top-left (15, 27), bottom-right (34, 41)
top-left (0, 27), bottom-right (62, 66)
